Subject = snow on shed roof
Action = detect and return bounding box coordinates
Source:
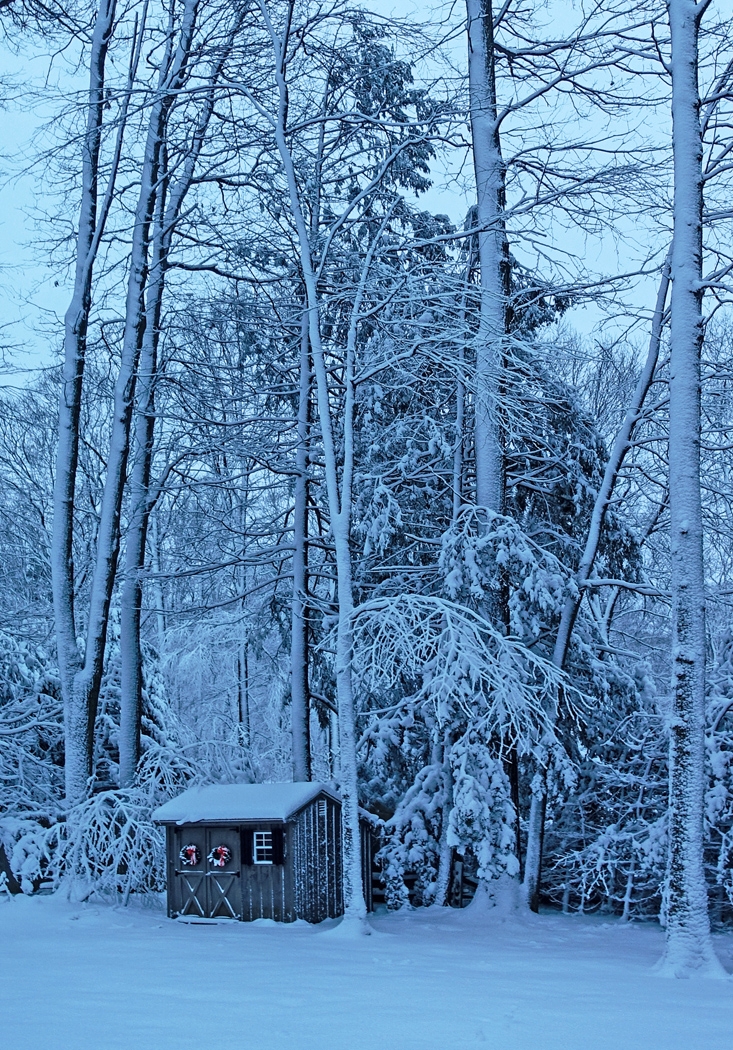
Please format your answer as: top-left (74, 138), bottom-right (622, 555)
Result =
top-left (152, 782), bottom-right (339, 825)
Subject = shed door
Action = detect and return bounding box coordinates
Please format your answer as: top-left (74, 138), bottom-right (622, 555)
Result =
top-left (172, 826), bottom-right (241, 919)
top-left (204, 826), bottom-right (241, 919)
top-left (172, 827), bottom-right (207, 918)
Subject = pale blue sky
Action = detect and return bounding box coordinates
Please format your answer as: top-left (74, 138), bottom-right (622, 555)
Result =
top-left (0, 42), bottom-right (71, 381)
top-left (0, 2), bottom-right (668, 387)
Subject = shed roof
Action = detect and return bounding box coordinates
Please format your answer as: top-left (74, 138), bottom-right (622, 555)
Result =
top-left (152, 782), bottom-right (339, 825)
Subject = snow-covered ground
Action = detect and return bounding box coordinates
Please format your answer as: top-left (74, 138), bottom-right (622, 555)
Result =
top-left (1, 893), bottom-right (731, 1049)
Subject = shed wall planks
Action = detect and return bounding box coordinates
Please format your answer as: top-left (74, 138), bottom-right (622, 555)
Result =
top-left (291, 795), bottom-right (343, 922)
top-left (161, 788), bottom-right (370, 923)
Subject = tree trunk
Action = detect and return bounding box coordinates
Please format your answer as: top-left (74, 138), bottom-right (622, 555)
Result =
top-left (149, 514), bottom-right (167, 654)
top-left (466, 0), bottom-right (506, 519)
top-left (237, 632), bottom-right (250, 747)
top-left (553, 252), bottom-right (672, 671)
top-left (452, 225), bottom-right (474, 526)
top-left (52, 0), bottom-right (118, 805)
top-left (521, 252), bottom-right (672, 911)
top-left (116, 0), bottom-right (206, 788)
top-left (466, 0), bottom-right (518, 901)
top-left (433, 728), bottom-right (454, 906)
top-left (523, 781), bottom-right (546, 912)
top-left (72, 63), bottom-right (169, 794)
top-left (269, 33), bottom-right (366, 921)
top-left (290, 312), bottom-right (312, 781)
top-left (661, 0), bottom-right (721, 978)
top-left (118, 224), bottom-right (163, 788)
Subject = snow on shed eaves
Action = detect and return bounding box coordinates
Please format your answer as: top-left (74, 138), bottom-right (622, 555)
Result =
top-left (152, 782), bottom-right (339, 825)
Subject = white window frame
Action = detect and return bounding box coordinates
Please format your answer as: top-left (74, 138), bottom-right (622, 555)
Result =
top-left (253, 829), bottom-right (274, 865)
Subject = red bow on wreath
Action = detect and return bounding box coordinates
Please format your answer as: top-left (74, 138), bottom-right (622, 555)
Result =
top-left (208, 845), bottom-right (232, 868)
top-left (179, 844), bottom-right (201, 866)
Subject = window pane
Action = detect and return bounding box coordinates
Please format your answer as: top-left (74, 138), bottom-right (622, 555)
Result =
top-left (254, 831), bottom-right (273, 864)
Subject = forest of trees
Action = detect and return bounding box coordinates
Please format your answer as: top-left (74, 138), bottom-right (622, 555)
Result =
top-left (1, 0), bottom-right (732, 977)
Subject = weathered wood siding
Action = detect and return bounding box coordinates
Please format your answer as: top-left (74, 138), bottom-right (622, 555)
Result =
top-left (241, 823), bottom-right (291, 922)
top-left (292, 795), bottom-right (343, 922)
top-left (168, 824), bottom-right (242, 919)
top-left (163, 792), bottom-right (374, 923)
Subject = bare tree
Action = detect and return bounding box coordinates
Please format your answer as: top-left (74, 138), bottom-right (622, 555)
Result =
top-left (53, 0), bottom-right (204, 804)
top-left (118, 9), bottom-right (242, 787)
top-left (52, 0), bottom-right (129, 805)
top-left (466, 0), bottom-right (506, 522)
top-left (661, 0), bottom-right (723, 978)
top-left (290, 311), bottom-right (312, 781)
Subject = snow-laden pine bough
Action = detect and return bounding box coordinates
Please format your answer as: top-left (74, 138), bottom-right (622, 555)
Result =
top-left (352, 593), bottom-right (582, 748)
top-left (350, 593), bottom-right (584, 907)
top-left (4, 788), bottom-right (166, 903)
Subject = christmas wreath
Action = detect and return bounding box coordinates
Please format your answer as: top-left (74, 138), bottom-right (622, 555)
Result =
top-left (179, 844), bottom-right (201, 867)
top-left (208, 844), bottom-right (232, 868)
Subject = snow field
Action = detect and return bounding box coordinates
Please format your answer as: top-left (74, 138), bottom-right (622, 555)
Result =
top-left (1, 894), bottom-right (732, 1050)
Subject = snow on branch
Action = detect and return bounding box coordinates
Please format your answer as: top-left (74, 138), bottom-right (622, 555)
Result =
top-left (352, 593), bottom-right (583, 750)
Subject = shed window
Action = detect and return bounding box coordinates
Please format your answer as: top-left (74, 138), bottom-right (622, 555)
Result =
top-left (253, 831), bottom-right (273, 864)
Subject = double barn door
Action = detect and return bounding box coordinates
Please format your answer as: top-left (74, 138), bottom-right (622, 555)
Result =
top-left (171, 825), bottom-right (241, 919)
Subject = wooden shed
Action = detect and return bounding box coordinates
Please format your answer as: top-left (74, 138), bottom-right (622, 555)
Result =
top-left (153, 782), bottom-right (375, 923)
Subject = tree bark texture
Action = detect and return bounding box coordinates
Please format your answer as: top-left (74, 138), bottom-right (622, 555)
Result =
top-left (118, 217), bottom-right (163, 788)
top-left (52, 0), bottom-right (118, 805)
top-left (265, 5), bottom-right (366, 920)
top-left (119, 3), bottom-right (230, 786)
top-left (662, 0), bottom-right (721, 978)
top-left (78, 1), bottom-right (197, 792)
top-left (466, 0), bottom-right (506, 518)
top-left (290, 311), bottom-right (312, 781)
top-left (55, 0), bottom-right (200, 803)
